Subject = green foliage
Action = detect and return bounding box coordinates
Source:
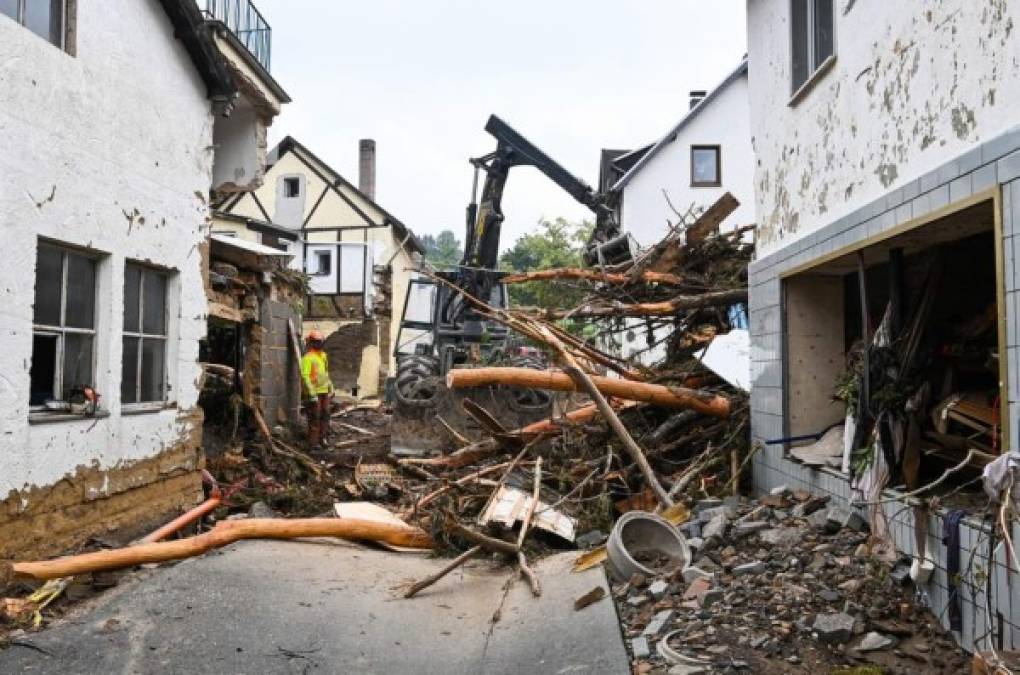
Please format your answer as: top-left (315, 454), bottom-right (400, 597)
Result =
top-left (499, 217), bottom-right (594, 312)
top-left (420, 229), bottom-right (463, 269)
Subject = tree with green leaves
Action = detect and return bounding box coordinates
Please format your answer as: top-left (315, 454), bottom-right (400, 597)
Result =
top-left (500, 217), bottom-right (594, 313)
top-left (420, 229), bottom-right (464, 270)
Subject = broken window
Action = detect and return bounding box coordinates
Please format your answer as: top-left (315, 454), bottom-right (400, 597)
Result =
top-left (782, 199), bottom-right (1002, 502)
top-left (283, 177), bottom-right (300, 198)
top-left (691, 145), bottom-right (721, 187)
top-left (122, 262), bottom-right (169, 405)
top-left (30, 242), bottom-right (97, 406)
top-left (1, 0), bottom-right (66, 48)
top-left (790, 0), bottom-right (835, 94)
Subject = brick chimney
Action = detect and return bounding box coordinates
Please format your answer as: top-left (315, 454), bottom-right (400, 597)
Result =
top-left (359, 139), bottom-right (376, 200)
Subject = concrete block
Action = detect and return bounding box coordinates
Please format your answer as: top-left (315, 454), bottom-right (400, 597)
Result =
top-left (973, 163), bottom-right (998, 193)
top-left (895, 202), bottom-right (913, 226)
top-left (998, 149), bottom-right (1020, 184)
top-left (901, 179), bottom-right (920, 203)
top-left (885, 188), bottom-right (904, 211)
top-left (631, 636), bottom-right (650, 658)
top-left (812, 612), bottom-right (855, 644)
top-left (648, 580), bottom-right (669, 600)
top-left (642, 609), bottom-right (673, 636)
top-left (919, 168), bottom-right (940, 193)
top-left (928, 184), bottom-right (950, 212)
top-left (982, 125), bottom-right (1020, 165)
top-left (958, 145), bottom-right (984, 175)
top-left (949, 174), bottom-right (973, 204)
top-left (938, 158), bottom-right (961, 185)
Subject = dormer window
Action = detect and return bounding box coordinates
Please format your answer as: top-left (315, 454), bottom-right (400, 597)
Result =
top-left (1, 0), bottom-right (67, 49)
top-left (283, 177), bottom-right (300, 198)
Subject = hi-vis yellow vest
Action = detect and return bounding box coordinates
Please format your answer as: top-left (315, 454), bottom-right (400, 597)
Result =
top-left (300, 349), bottom-right (333, 396)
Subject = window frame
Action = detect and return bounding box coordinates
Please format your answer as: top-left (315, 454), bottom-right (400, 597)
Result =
top-left (0, 0), bottom-right (68, 50)
top-left (788, 0), bottom-right (836, 104)
top-left (312, 250), bottom-right (332, 276)
top-left (690, 145), bottom-right (722, 188)
top-left (121, 262), bottom-right (170, 409)
top-left (283, 176), bottom-right (301, 199)
top-left (30, 242), bottom-right (98, 410)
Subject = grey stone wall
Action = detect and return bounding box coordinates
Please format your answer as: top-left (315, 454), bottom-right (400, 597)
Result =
top-left (259, 299), bottom-right (301, 425)
top-left (749, 124), bottom-right (1020, 653)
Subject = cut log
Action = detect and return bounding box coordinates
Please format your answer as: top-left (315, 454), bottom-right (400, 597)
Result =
top-left (502, 268), bottom-right (685, 286)
top-left (11, 518), bottom-right (432, 581)
top-left (686, 192), bottom-right (740, 244)
top-left (531, 288), bottom-right (747, 320)
top-left (447, 368), bottom-right (730, 418)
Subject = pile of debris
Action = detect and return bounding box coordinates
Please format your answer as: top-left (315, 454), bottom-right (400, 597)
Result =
top-left (614, 489), bottom-right (970, 675)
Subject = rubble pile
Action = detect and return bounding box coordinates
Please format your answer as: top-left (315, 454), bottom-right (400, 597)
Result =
top-left (615, 489), bottom-right (970, 675)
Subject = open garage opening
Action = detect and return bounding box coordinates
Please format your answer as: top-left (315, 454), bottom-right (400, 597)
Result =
top-left (781, 196), bottom-right (1007, 499)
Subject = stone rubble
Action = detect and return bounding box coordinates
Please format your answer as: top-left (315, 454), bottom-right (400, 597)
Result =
top-left (613, 490), bottom-right (971, 674)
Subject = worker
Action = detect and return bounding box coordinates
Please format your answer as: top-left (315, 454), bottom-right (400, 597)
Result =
top-left (300, 329), bottom-right (334, 450)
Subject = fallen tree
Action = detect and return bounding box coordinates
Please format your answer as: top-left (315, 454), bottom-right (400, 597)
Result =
top-left (6, 518), bottom-right (432, 582)
top-left (447, 367), bottom-right (731, 418)
top-left (521, 287), bottom-right (747, 320)
top-left (502, 268), bottom-right (686, 286)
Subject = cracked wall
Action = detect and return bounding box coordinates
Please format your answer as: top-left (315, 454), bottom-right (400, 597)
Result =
top-left (747, 0), bottom-right (1020, 256)
top-left (0, 0), bottom-right (215, 555)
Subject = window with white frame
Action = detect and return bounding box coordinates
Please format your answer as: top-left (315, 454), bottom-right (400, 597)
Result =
top-left (0, 0), bottom-right (66, 48)
top-left (121, 262), bottom-right (169, 405)
top-left (30, 242), bottom-right (97, 406)
top-left (790, 0), bottom-right (834, 94)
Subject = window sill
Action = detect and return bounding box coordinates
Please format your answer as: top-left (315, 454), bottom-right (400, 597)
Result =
top-left (788, 54), bottom-right (837, 107)
top-left (29, 410), bottom-right (111, 425)
top-left (122, 402), bottom-right (176, 416)
top-left (691, 182), bottom-right (722, 188)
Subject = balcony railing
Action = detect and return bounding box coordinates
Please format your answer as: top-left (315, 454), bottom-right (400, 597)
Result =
top-left (202, 0), bottom-right (272, 72)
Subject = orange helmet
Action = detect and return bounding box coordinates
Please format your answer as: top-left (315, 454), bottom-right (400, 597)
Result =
top-left (307, 329), bottom-right (325, 342)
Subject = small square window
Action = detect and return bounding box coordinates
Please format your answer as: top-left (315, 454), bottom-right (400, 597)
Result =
top-left (314, 251), bottom-right (332, 276)
top-left (691, 146), bottom-right (721, 187)
top-left (284, 177), bottom-right (300, 198)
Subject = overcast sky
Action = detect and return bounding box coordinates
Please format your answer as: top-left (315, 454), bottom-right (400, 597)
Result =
top-left (257, 0), bottom-right (747, 250)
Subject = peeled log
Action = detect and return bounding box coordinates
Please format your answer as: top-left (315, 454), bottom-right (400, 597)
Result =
top-left (11, 518), bottom-right (432, 582)
top-left (531, 288), bottom-right (748, 320)
top-left (448, 368), bottom-right (730, 418)
top-left (502, 268), bottom-right (685, 286)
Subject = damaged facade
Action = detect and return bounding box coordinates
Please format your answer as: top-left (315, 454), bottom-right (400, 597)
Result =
top-left (747, 0), bottom-right (1020, 653)
top-left (0, 0), bottom-right (281, 559)
top-left (213, 137), bottom-right (424, 401)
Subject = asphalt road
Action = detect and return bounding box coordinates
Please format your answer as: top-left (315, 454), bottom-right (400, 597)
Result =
top-left (0, 539), bottom-right (629, 674)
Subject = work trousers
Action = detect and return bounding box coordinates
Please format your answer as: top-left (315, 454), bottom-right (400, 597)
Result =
top-left (306, 393), bottom-right (331, 449)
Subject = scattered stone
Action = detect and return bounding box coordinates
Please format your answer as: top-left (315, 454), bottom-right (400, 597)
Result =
top-left (856, 631), bottom-right (896, 652)
top-left (808, 509), bottom-right (830, 530)
top-left (642, 609), bottom-right (673, 636)
top-left (890, 563), bottom-right (911, 585)
top-left (668, 665), bottom-right (708, 675)
top-left (733, 560), bottom-right (767, 576)
top-left (687, 537), bottom-right (704, 552)
top-left (248, 501), bottom-right (278, 519)
top-left (679, 521), bottom-right (702, 538)
top-left (694, 498), bottom-right (723, 514)
top-left (812, 612), bottom-right (855, 645)
top-left (749, 635), bottom-right (768, 649)
top-left (627, 595), bottom-right (649, 607)
top-left (838, 579), bottom-right (861, 593)
top-left (682, 566), bottom-right (715, 584)
top-left (733, 521), bottom-right (769, 537)
top-left (792, 495), bottom-right (830, 518)
top-left (699, 588), bottom-right (723, 608)
top-left (683, 578), bottom-right (711, 600)
top-left (702, 514), bottom-right (728, 541)
top-left (759, 527), bottom-right (806, 547)
top-left (698, 506), bottom-right (735, 523)
top-left (854, 543), bottom-right (871, 558)
top-left (825, 506), bottom-right (867, 533)
top-left (630, 573), bottom-right (649, 588)
top-left (819, 588), bottom-right (840, 602)
top-left (648, 580), bottom-right (669, 600)
top-left (770, 485), bottom-right (790, 496)
top-left (631, 636), bottom-right (651, 658)
top-left (575, 529), bottom-right (606, 548)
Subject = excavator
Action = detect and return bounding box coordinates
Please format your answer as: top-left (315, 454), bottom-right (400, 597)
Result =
top-left (390, 115), bottom-right (631, 454)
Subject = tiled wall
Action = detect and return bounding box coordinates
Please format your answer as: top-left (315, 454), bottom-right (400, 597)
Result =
top-left (748, 124), bottom-right (1020, 654)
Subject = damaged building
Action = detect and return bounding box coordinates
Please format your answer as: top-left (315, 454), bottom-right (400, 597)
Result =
top-left (212, 136), bottom-right (424, 401)
top-left (0, 0), bottom-right (285, 559)
top-left (746, 0), bottom-right (1020, 653)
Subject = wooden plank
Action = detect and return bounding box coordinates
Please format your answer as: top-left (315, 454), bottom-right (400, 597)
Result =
top-left (686, 192), bottom-right (740, 244)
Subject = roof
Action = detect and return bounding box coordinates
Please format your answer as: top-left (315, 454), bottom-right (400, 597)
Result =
top-left (268, 136), bottom-right (425, 255)
top-left (599, 145), bottom-right (652, 193)
top-left (211, 233), bottom-right (292, 257)
top-left (212, 211), bottom-right (299, 241)
top-left (158, 0), bottom-right (236, 107)
top-left (611, 58), bottom-right (748, 192)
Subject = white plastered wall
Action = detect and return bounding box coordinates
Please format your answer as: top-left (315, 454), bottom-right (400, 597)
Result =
top-left (747, 0), bottom-right (1020, 257)
top-left (0, 0), bottom-right (213, 496)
